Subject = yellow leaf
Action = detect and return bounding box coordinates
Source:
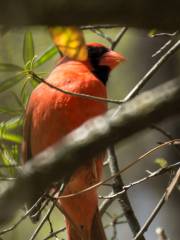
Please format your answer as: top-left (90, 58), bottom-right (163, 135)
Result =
top-left (49, 26), bottom-right (88, 61)
top-left (155, 158), bottom-right (168, 168)
top-left (148, 29), bottom-right (157, 38)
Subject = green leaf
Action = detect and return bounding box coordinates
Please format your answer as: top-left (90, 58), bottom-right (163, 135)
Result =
top-left (154, 158), bottom-right (168, 168)
top-left (0, 116), bottom-right (23, 130)
top-left (34, 45), bottom-right (58, 67)
top-left (0, 133), bottom-right (23, 144)
top-left (10, 92), bottom-right (25, 110)
top-left (23, 31), bottom-right (35, 64)
top-left (30, 78), bottom-right (39, 89)
top-left (0, 145), bottom-right (18, 176)
top-left (0, 117), bottom-right (23, 144)
top-left (0, 74), bottom-right (24, 93)
top-left (0, 63), bottom-right (23, 72)
top-left (0, 107), bottom-right (22, 115)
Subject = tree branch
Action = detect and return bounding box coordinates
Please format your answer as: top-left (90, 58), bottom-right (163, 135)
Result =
top-left (0, 78), bottom-right (180, 225)
top-left (0, 1), bottom-right (180, 29)
top-left (107, 147), bottom-right (144, 239)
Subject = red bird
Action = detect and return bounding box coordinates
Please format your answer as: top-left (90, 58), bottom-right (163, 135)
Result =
top-left (23, 42), bottom-right (125, 240)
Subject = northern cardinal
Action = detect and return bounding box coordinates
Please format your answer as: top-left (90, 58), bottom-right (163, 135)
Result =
top-left (22, 42), bottom-right (125, 240)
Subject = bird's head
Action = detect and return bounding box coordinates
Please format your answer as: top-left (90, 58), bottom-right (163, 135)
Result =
top-left (86, 42), bottom-right (126, 84)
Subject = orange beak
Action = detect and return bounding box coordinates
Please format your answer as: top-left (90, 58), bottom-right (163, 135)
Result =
top-left (99, 50), bottom-right (126, 70)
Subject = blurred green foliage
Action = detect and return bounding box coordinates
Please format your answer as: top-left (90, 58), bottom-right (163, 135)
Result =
top-left (0, 29), bottom-right (67, 240)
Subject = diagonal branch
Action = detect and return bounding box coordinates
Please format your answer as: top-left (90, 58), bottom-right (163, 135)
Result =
top-left (133, 167), bottom-right (179, 240)
top-left (0, 78), bottom-right (180, 225)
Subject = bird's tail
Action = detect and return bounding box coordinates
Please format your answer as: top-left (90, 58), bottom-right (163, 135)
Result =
top-left (91, 208), bottom-right (107, 240)
top-left (66, 208), bottom-right (106, 240)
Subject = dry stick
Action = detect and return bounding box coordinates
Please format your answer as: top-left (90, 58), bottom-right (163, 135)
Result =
top-left (28, 186), bottom-right (66, 240)
top-left (152, 31), bottom-right (178, 58)
top-left (104, 39), bottom-right (180, 239)
top-left (104, 219), bottom-right (127, 240)
top-left (0, 195), bottom-right (45, 236)
top-left (51, 140), bottom-right (180, 200)
top-left (43, 227), bottom-right (66, 240)
top-left (100, 162), bottom-right (180, 216)
top-left (151, 124), bottom-right (176, 141)
top-left (120, 40), bottom-right (180, 104)
top-left (133, 192), bottom-right (167, 240)
top-left (80, 25), bottom-right (120, 30)
top-left (152, 40), bottom-right (172, 58)
top-left (90, 26), bottom-right (128, 46)
top-left (29, 71), bottom-right (122, 105)
top-left (151, 124), bottom-right (180, 158)
top-left (111, 27), bottom-right (128, 50)
top-left (99, 161), bottom-right (180, 200)
top-left (28, 203), bottom-right (55, 240)
top-left (29, 184), bottom-right (82, 240)
top-left (133, 166), bottom-right (180, 240)
top-left (152, 31), bottom-right (178, 38)
top-left (47, 216), bottom-right (53, 234)
top-left (91, 28), bottom-right (113, 44)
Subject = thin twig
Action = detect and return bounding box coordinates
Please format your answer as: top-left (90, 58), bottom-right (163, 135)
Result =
top-left (151, 124), bottom-right (176, 141)
top-left (28, 71), bottom-right (123, 105)
top-left (152, 31), bottom-right (178, 57)
top-left (91, 28), bottom-right (113, 44)
top-left (43, 227), bottom-right (66, 240)
top-left (28, 185), bottom-right (64, 240)
top-left (152, 31), bottom-right (178, 38)
top-left (103, 213), bottom-right (126, 239)
top-left (0, 195), bottom-right (45, 236)
top-left (99, 161), bottom-right (180, 200)
top-left (111, 27), bottom-right (128, 50)
top-left (50, 139), bottom-right (180, 200)
top-left (28, 203), bottom-right (55, 240)
top-left (133, 192), bottom-right (167, 240)
top-left (120, 40), bottom-right (180, 104)
top-left (47, 216), bottom-right (53, 234)
top-left (99, 140), bottom-right (180, 215)
top-left (133, 167), bottom-right (179, 240)
top-left (80, 25), bottom-right (120, 30)
top-left (152, 39), bottom-right (172, 58)
top-left (151, 124), bottom-right (180, 157)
